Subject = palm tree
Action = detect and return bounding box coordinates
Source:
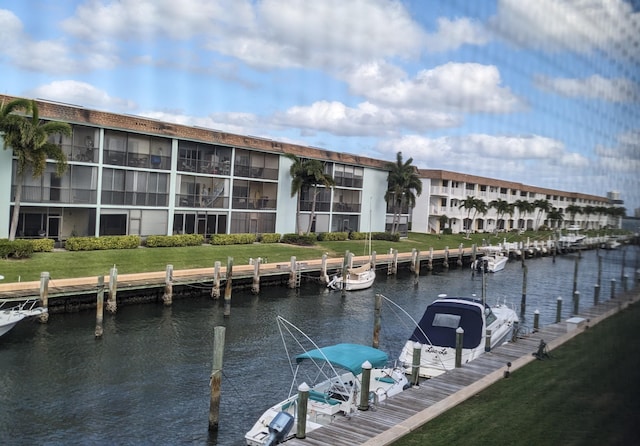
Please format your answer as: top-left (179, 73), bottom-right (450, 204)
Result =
top-left (285, 153), bottom-right (305, 235)
top-left (514, 199), bottom-right (535, 231)
top-left (489, 198), bottom-right (513, 231)
top-left (546, 207), bottom-right (564, 229)
top-left (566, 204), bottom-right (582, 226)
top-left (458, 196), bottom-right (486, 238)
top-left (582, 205), bottom-right (596, 230)
top-left (1, 99), bottom-right (71, 240)
top-left (533, 199), bottom-right (551, 230)
top-left (384, 152), bottom-right (422, 235)
top-left (302, 159), bottom-right (335, 235)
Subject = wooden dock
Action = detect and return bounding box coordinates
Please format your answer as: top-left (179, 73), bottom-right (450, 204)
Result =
top-left (282, 289), bottom-right (639, 446)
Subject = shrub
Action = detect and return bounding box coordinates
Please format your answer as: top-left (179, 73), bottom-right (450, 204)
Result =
top-left (145, 234), bottom-right (204, 247)
top-left (65, 235), bottom-right (141, 251)
top-left (281, 233), bottom-right (317, 246)
top-left (318, 232), bottom-right (349, 241)
top-left (31, 238), bottom-right (55, 252)
top-left (0, 239), bottom-right (34, 259)
top-left (259, 233), bottom-right (281, 243)
top-left (372, 231), bottom-right (401, 242)
top-left (210, 233), bottom-right (257, 245)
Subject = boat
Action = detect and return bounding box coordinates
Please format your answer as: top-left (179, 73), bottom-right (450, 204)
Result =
top-left (327, 262), bottom-right (376, 291)
top-left (472, 246), bottom-right (508, 273)
top-left (602, 236), bottom-right (621, 250)
top-left (398, 295), bottom-right (519, 378)
top-left (0, 298), bottom-right (47, 337)
top-left (557, 225), bottom-right (586, 251)
top-left (245, 317), bottom-right (409, 446)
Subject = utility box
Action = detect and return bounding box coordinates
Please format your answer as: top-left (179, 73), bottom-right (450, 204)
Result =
top-left (566, 317), bottom-right (586, 332)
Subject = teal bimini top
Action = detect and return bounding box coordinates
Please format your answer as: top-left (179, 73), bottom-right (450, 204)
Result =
top-left (295, 343), bottom-right (388, 375)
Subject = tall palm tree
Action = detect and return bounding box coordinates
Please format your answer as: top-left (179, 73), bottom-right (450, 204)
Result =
top-left (489, 198), bottom-right (513, 231)
top-left (1, 99), bottom-right (71, 240)
top-left (458, 196), bottom-right (486, 238)
top-left (533, 199), bottom-right (551, 230)
top-left (566, 204), bottom-right (582, 226)
top-left (302, 159), bottom-right (335, 235)
top-left (514, 199), bottom-right (535, 231)
top-left (384, 152), bottom-right (422, 234)
top-left (285, 153), bottom-right (305, 235)
top-left (582, 205), bottom-right (596, 230)
top-left (546, 207), bottom-right (564, 229)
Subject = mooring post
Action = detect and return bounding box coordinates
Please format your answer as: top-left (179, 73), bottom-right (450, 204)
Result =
top-left (411, 342), bottom-right (421, 386)
top-left (428, 247), bottom-right (434, 271)
top-left (511, 321), bottom-right (519, 342)
top-left (521, 264), bottom-right (528, 316)
top-left (410, 248), bottom-right (417, 273)
top-left (38, 271), bottom-right (50, 323)
top-left (455, 327), bottom-right (464, 368)
top-left (251, 258), bottom-right (260, 295)
top-left (392, 249), bottom-right (398, 275)
top-left (610, 278), bottom-right (616, 299)
top-left (358, 361), bottom-right (372, 411)
top-left (597, 255), bottom-right (602, 287)
top-left (457, 243), bottom-right (463, 267)
top-left (444, 246), bottom-right (449, 269)
top-left (413, 249), bottom-right (420, 285)
top-left (296, 383), bottom-right (309, 439)
top-left (372, 294), bottom-right (382, 349)
top-left (533, 309), bottom-right (540, 332)
top-left (556, 296), bottom-right (563, 323)
top-left (594, 283), bottom-right (600, 305)
top-left (623, 274), bottom-right (629, 293)
top-left (484, 329), bottom-right (492, 352)
top-left (208, 326), bottom-right (226, 432)
top-left (211, 261), bottom-right (221, 299)
top-left (162, 264), bottom-right (173, 305)
top-left (320, 253), bottom-right (328, 284)
top-left (573, 291), bottom-right (580, 314)
top-left (371, 251), bottom-right (377, 270)
top-left (95, 275), bottom-right (105, 339)
top-left (340, 253), bottom-right (348, 297)
top-left (224, 257), bottom-right (233, 317)
top-left (288, 256), bottom-right (297, 289)
top-left (621, 248), bottom-right (627, 282)
top-left (107, 265), bottom-right (118, 314)
top-left (572, 256), bottom-right (579, 296)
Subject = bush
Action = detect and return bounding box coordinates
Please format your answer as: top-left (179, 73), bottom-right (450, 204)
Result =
top-left (318, 232), bottom-right (349, 241)
top-left (372, 232), bottom-right (401, 242)
top-left (31, 238), bottom-right (55, 252)
top-left (145, 234), bottom-right (204, 247)
top-left (281, 233), bottom-right (317, 246)
top-left (259, 233), bottom-right (281, 243)
top-left (210, 233), bottom-right (257, 245)
top-left (0, 239), bottom-right (34, 259)
top-left (65, 235), bottom-right (141, 251)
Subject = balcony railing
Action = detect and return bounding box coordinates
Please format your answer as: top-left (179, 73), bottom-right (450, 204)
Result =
top-left (176, 194), bottom-right (229, 209)
top-left (102, 191), bottom-right (168, 206)
top-left (17, 186), bottom-right (97, 204)
top-left (231, 197), bottom-right (277, 210)
top-left (332, 202), bottom-right (361, 213)
top-left (300, 200), bottom-right (331, 212)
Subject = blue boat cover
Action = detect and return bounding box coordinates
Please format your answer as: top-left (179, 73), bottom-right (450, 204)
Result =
top-left (409, 299), bottom-right (484, 349)
top-left (295, 343), bottom-right (388, 375)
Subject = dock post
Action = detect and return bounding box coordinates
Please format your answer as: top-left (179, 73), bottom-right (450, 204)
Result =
top-left (457, 243), bottom-right (463, 267)
top-left (340, 254), bottom-right (348, 296)
top-left (533, 310), bottom-right (540, 332)
top-left (412, 249), bottom-right (420, 285)
top-left (594, 283), bottom-right (600, 305)
top-left (484, 329), bottom-right (492, 352)
top-left (623, 274), bottom-right (629, 293)
top-left (444, 246), bottom-right (449, 269)
top-left (573, 291), bottom-right (580, 315)
top-left (597, 255), bottom-right (602, 288)
top-left (251, 258), bottom-right (260, 295)
top-left (38, 271), bottom-right (49, 323)
top-left (162, 264), bottom-right (173, 305)
top-left (471, 244), bottom-right (477, 278)
top-left (410, 248), bottom-right (417, 273)
top-left (511, 321), bottom-right (519, 342)
top-left (347, 251), bottom-right (354, 269)
top-left (320, 253), bottom-right (328, 284)
top-left (211, 261), bottom-right (221, 299)
top-left (296, 383), bottom-right (309, 439)
top-left (411, 342), bottom-right (421, 386)
top-left (372, 294), bottom-right (382, 349)
top-left (95, 276), bottom-right (105, 338)
top-left (208, 326), bottom-right (226, 432)
top-left (107, 265), bottom-right (118, 314)
top-left (224, 257), bottom-right (233, 317)
top-left (428, 247), bottom-right (433, 271)
top-left (371, 251), bottom-right (377, 270)
top-left (621, 248), bottom-right (627, 282)
top-left (288, 256), bottom-right (297, 289)
top-left (610, 278), bottom-right (616, 299)
top-left (572, 256), bottom-right (579, 296)
top-left (556, 297), bottom-right (563, 323)
top-left (455, 327), bottom-right (464, 368)
top-left (521, 265), bottom-right (528, 316)
top-left (358, 361), bottom-right (372, 411)
top-left (392, 249), bottom-right (398, 275)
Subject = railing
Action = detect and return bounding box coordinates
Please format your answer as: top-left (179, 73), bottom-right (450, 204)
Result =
top-left (102, 191), bottom-right (168, 206)
top-left (17, 186), bottom-right (97, 204)
top-left (300, 201), bottom-right (331, 212)
top-left (231, 197), bottom-right (277, 210)
top-left (177, 194), bottom-right (229, 209)
top-left (332, 202), bottom-right (361, 213)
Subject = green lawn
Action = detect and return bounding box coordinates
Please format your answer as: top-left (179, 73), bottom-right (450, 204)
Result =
top-left (393, 298), bottom-right (640, 445)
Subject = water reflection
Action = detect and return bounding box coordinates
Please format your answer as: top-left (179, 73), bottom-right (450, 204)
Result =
top-left (0, 247), bottom-right (636, 446)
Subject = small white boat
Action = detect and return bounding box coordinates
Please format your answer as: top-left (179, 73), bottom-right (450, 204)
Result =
top-left (0, 298), bottom-right (47, 337)
top-left (327, 262), bottom-right (375, 291)
top-left (558, 225), bottom-right (586, 251)
top-left (245, 317), bottom-right (409, 446)
top-left (398, 295), bottom-right (519, 378)
top-left (472, 246), bottom-right (508, 273)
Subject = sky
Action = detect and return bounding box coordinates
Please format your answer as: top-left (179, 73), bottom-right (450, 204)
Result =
top-left (1, 0), bottom-right (639, 213)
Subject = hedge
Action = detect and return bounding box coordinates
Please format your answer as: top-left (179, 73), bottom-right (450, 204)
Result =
top-left (0, 239), bottom-right (34, 259)
top-left (281, 233), bottom-right (317, 246)
top-left (145, 234), bottom-right (204, 247)
top-left (210, 233), bottom-right (257, 245)
top-left (259, 233), bottom-right (282, 243)
top-left (65, 235), bottom-right (141, 251)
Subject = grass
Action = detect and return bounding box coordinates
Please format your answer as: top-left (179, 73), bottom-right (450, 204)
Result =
top-left (0, 229), bottom-right (625, 283)
top-left (393, 299), bottom-right (640, 446)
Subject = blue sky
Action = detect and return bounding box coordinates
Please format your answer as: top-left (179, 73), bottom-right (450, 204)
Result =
top-left (1, 0), bottom-right (639, 212)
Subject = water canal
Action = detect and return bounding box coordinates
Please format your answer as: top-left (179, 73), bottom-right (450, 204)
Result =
top-left (1, 247), bottom-right (637, 446)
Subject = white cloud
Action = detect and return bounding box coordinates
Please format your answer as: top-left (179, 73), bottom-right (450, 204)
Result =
top-left (535, 75), bottom-right (640, 102)
top-left (27, 81), bottom-right (136, 111)
top-left (424, 17), bottom-right (491, 52)
top-left (491, 0), bottom-right (640, 62)
top-left (140, 110), bottom-right (257, 136)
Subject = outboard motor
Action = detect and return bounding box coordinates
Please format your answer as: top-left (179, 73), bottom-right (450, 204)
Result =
top-left (264, 411), bottom-right (294, 446)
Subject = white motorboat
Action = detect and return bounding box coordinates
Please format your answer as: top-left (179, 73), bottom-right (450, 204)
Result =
top-left (0, 298), bottom-right (47, 337)
top-left (398, 295), bottom-right (519, 378)
top-left (245, 317), bottom-right (409, 446)
top-left (558, 225), bottom-right (586, 251)
top-left (327, 262), bottom-right (376, 291)
top-left (472, 246), bottom-right (508, 273)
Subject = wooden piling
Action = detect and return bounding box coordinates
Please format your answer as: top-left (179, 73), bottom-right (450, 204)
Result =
top-left (107, 265), bottom-right (118, 314)
top-left (533, 309), bottom-right (540, 332)
top-left (610, 278), bottom-right (616, 299)
top-left (95, 275), bottom-right (104, 338)
top-left (572, 256), bottom-right (579, 296)
top-left (573, 291), bottom-right (580, 315)
top-left (455, 327), bottom-right (464, 368)
top-left (372, 294), bottom-right (382, 349)
top-left (391, 249), bottom-right (398, 275)
top-left (484, 329), bottom-right (492, 352)
top-left (162, 264), bottom-right (173, 305)
top-left (288, 256), bottom-right (298, 289)
top-left (412, 249), bottom-right (420, 285)
top-left (211, 261), bottom-right (221, 299)
top-left (320, 253), bottom-right (328, 284)
top-left (556, 297), bottom-right (563, 323)
top-left (597, 255), bottom-right (602, 287)
top-left (623, 274), bottom-right (629, 293)
top-left (457, 244), bottom-right (463, 267)
top-left (224, 257), bottom-right (233, 317)
top-left (296, 383), bottom-right (309, 439)
top-left (251, 258), bottom-right (260, 295)
top-left (594, 283), bottom-right (600, 305)
top-left (621, 248), bottom-right (627, 281)
top-left (521, 265), bottom-right (528, 315)
top-left (208, 326), bottom-right (226, 431)
top-left (38, 271), bottom-right (49, 323)
top-left (411, 342), bottom-right (421, 386)
top-left (358, 361), bottom-right (372, 411)
top-left (443, 246), bottom-right (449, 269)
top-left (428, 247), bottom-right (433, 271)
